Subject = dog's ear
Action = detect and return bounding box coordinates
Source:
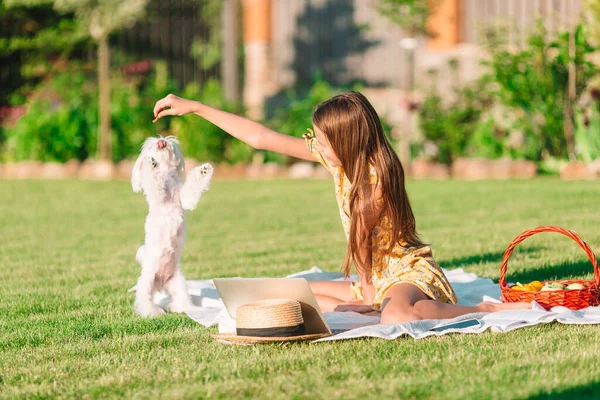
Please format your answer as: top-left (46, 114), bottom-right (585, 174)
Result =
top-left (131, 156), bottom-right (144, 193)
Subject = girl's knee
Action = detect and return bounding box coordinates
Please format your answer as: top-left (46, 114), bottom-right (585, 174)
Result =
top-left (380, 306), bottom-right (421, 325)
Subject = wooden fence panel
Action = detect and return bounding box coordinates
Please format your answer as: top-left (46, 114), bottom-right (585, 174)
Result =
top-left (269, 0), bottom-right (584, 91)
top-left (460, 0), bottom-right (582, 45)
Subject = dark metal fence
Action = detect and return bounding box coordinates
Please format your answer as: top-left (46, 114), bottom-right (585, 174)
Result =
top-left (116, 0), bottom-right (222, 89)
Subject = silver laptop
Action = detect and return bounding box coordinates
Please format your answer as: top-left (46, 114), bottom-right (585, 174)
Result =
top-left (213, 278), bottom-right (332, 335)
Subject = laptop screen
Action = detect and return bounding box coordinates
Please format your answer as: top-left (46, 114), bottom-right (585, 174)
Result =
top-left (213, 278), bottom-right (331, 335)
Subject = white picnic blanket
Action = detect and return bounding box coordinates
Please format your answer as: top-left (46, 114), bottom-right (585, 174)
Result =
top-left (151, 267), bottom-right (600, 341)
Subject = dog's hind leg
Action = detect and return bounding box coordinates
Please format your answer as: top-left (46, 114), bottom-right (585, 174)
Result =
top-left (127, 245), bottom-right (147, 293)
top-left (180, 163), bottom-right (213, 210)
top-left (134, 262), bottom-right (166, 317)
top-left (165, 269), bottom-right (193, 313)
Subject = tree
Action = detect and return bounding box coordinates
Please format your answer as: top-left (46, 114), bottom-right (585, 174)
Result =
top-left (6, 0), bottom-right (149, 160)
top-left (0, 2), bottom-right (84, 105)
top-left (482, 23), bottom-right (597, 160)
top-left (376, 0), bottom-right (436, 38)
top-left (55, 0), bottom-right (148, 160)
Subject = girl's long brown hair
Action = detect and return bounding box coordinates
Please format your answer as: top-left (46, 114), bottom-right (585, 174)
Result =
top-left (312, 91), bottom-right (422, 277)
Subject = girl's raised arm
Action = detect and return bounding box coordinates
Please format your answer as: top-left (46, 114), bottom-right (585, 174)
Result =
top-left (153, 94), bottom-right (313, 161)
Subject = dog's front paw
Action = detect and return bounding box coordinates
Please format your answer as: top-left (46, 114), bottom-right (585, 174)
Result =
top-left (194, 163), bottom-right (214, 184)
top-left (187, 163), bottom-right (213, 189)
top-left (181, 163), bottom-right (213, 210)
top-left (198, 163), bottom-right (214, 177)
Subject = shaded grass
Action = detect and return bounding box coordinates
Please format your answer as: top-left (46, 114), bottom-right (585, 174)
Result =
top-left (1, 178), bottom-right (600, 399)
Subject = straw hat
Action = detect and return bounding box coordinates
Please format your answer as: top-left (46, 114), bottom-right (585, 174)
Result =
top-left (211, 299), bottom-right (329, 344)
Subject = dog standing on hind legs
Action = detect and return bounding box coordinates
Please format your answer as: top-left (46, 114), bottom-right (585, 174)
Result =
top-left (131, 136), bottom-right (213, 317)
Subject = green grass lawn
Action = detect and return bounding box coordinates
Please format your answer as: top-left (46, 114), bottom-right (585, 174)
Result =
top-left (2, 177), bottom-right (600, 399)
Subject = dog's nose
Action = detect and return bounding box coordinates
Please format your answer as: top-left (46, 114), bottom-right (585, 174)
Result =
top-left (157, 139), bottom-right (167, 149)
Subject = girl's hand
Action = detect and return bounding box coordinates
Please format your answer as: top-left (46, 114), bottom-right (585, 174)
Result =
top-left (152, 94), bottom-right (199, 123)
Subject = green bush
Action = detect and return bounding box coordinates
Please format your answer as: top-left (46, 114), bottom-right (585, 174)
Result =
top-left (110, 77), bottom-right (174, 163)
top-left (3, 68), bottom-right (97, 162)
top-left (417, 23), bottom-right (598, 165)
top-left (575, 95), bottom-right (600, 162)
top-left (4, 66), bottom-right (401, 165)
top-left (264, 80), bottom-right (340, 163)
top-left (268, 80), bottom-right (340, 137)
top-left (482, 23), bottom-right (598, 160)
top-left (465, 118), bottom-right (506, 159)
top-left (418, 74), bottom-right (489, 165)
top-left (168, 79), bottom-right (251, 164)
top-left (265, 79), bottom-right (396, 163)
top-left (2, 59), bottom-right (248, 164)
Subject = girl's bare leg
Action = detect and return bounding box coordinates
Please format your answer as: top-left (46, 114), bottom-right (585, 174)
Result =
top-left (380, 283), bottom-right (532, 325)
top-left (308, 281), bottom-right (353, 312)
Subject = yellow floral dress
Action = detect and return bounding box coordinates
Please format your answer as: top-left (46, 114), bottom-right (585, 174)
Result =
top-left (304, 132), bottom-right (457, 310)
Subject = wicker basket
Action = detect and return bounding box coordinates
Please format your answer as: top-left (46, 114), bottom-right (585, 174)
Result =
top-left (500, 226), bottom-right (600, 310)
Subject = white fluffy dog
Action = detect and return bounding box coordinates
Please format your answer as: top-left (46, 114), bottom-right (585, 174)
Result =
top-left (131, 136), bottom-right (213, 317)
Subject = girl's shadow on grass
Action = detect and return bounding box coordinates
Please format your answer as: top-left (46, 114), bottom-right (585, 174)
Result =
top-left (527, 381), bottom-right (600, 399)
top-left (504, 259), bottom-right (597, 284)
top-left (445, 246), bottom-right (597, 283)
top-left (444, 247), bottom-right (541, 274)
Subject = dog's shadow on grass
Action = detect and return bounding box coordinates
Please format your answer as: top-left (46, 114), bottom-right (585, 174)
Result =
top-left (444, 246), bottom-right (597, 283)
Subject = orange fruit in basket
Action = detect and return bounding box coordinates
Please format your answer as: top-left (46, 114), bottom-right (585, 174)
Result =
top-left (511, 284), bottom-right (528, 291)
top-left (529, 281), bottom-right (543, 291)
top-left (511, 282), bottom-right (541, 291)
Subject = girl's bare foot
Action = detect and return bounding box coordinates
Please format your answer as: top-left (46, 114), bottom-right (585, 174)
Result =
top-left (477, 301), bottom-right (532, 313)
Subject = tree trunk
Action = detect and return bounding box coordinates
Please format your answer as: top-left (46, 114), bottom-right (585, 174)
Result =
top-left (97, 36), bottom-right (111, 160)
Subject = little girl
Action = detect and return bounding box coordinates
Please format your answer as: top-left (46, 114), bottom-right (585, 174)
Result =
top-left (153, 91), bottom-right (531, 324)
